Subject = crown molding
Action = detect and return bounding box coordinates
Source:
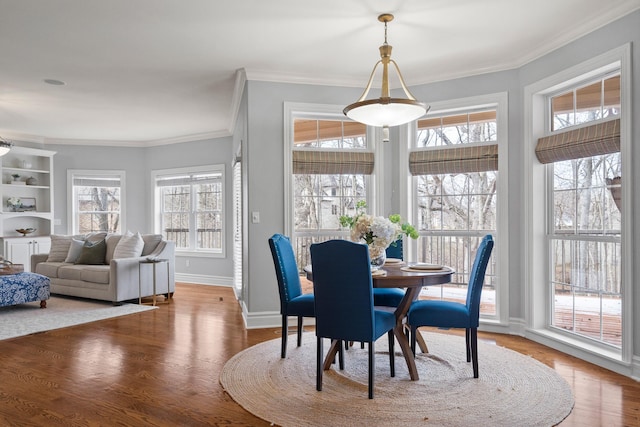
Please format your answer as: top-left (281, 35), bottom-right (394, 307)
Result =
top-left (243, 68), bottom-right (367, 88)
top-left (0, 131), bottom-right (46, 144)
top-left (228, 69), bottom-right (247, 131)
top-left (41, 130), bottom-right (230, 148)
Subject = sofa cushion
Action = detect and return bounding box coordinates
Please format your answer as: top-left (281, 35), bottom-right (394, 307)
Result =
top-left (86, 231), bottom-right (108, 243)
top-left (47, 235), bottom-right (72, 262)
top-left (57, 265), bottom-right (85, 281)
top-left (64, 239), bottom-right (85, 263)
top-left (141, 234), bottom-right (163, 256)
top-left (105, 234), bottom-right (123, 264)
top-left (75, 239), bottom-right (107, 265)
top-left (80, 265), bottom-right (110, 284)
top-left (34, 262), bottom-right (67, 279)
top-left (113, 231), bottom-right (144, 259)
top-left (56, 264), bottom-right (110, 284)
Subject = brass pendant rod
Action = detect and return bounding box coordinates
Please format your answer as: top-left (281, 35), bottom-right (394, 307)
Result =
top-left (353, 60), bottom-right (383, 103)
top-left (389, 60), bottom-right (418, 101)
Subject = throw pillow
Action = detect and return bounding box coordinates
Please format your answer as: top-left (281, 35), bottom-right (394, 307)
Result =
top-left (85, 231), bottom-right (108, 243)
top-left (113, 231), bottom-right (144, 259)
top-left (47, 235), bottom-right (72, 262)
top-left (75, 239), bottom-right (107, 265)
top-left (141, 234), bottom-right (163, 256)
top-left (64, 238), bottom-right (85, 263)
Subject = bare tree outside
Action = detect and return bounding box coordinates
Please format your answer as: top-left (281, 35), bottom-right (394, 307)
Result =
top-left (292, 118), bottom-right (367, 268)
top-left (548, 73), bottom-right (621, 346)
top-left (413, 110), bottom-right (498, 315)
top-left (76, 186), bottom-right (121, 233)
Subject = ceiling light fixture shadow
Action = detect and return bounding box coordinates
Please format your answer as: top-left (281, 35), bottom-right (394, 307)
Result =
top-left (344, 14), bottom-right (429, 140)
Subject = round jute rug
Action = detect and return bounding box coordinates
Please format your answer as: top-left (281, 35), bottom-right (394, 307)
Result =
top-left (220, 331), bottom-right (574, 427)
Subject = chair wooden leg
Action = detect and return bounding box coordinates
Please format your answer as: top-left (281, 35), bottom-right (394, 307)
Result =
top-left (317, 337), bottom-right (323, 391)
top-left (415, 330), bottom-right (429, 354)
top-left (368, 341), bottom-right (375, 399)
top-left (465, 328), bottom-right (471, 362)
top-left (410, 326), bottom-right (417, 356)
top-left (388, 331), bottom-right (395, 378)
top-left (281, 315), bottom-right (288, 358)
top-left (297, 316), bottom-right (303, 347)
top-left (471, 328), bottom-right (479, 378)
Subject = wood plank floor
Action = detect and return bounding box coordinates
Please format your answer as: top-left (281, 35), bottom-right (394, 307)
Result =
top-left (1, 283), bottom-right (639, 426)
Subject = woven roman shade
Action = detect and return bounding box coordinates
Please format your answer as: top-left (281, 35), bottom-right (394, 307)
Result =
top-left (409, 144), bottom-right (498, 175)
top-left (293, 150), bottom-right (374, 175)
top-left (535, 118), bottom-right (620, 164)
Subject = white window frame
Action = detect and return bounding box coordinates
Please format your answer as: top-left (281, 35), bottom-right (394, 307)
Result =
top-left (283, 102), bottom-right (384, 239)
top-left (67, 169), bottom-right (126, 235)
top-left (401, 92), bottom-right (509, 328)
top-left (151, 164), bottom-right (225, 258)
top-left (524, 44), bottom-right (632, 374)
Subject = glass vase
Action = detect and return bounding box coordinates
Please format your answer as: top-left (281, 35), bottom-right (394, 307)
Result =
top-left (369, 246), bottom-right (386, 271)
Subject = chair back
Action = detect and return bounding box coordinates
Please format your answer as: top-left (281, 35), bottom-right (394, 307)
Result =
top-left (466, 234), bottom-right (494, 322)
top-left (385, 238), bottom-right (403, 260)
top-left (268, 234), bottom-right (303, 313)
top-left (310, 240), bottom-right (375, 343)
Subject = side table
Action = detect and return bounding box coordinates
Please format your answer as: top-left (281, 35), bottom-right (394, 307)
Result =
top-left (138, 258), bottom-right (171, 306)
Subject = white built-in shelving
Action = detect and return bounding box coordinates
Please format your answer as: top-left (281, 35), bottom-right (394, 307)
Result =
top-left (0, 146), bottom-right (56, 269)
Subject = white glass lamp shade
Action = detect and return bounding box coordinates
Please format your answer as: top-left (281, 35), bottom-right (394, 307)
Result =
top-left (344, 98), bottom-right (427, 127)
top-left (0, 141), bottom-right (11, 156)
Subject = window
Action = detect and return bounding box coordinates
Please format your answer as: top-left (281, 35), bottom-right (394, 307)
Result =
top-left (285, 104), bottom-right (375, 269)
top-left (153, 165), bottom-right (224, 255)
top-left (408, 94), bottom-right (508, 323)
top-left (68, 170), bottom-right (124, 234)
top-left (541, 72), bottom-right (621, 347)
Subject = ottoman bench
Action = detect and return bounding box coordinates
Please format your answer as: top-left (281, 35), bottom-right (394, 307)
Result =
top-left (0, 272), bottom-right (51, 308)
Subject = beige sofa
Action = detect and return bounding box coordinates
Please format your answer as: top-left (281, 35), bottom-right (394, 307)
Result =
top-left (31, 233), bottom-right (175, 304)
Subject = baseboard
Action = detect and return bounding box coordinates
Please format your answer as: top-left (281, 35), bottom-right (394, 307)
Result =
top-left (175, 273), bottom-right (232, 287)
top-left (243, 311), bottom-right (316, 330)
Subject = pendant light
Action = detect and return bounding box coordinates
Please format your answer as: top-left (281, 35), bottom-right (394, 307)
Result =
top-left (344, 14), bottom-right (429, 137)
top-left (0, 137), bottom-right (12, 156)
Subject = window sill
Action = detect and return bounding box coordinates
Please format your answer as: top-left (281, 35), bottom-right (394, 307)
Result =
top-left (176, 250), bottom-right (224, 259)
top-left (525, 327), bottom-right (632, 377)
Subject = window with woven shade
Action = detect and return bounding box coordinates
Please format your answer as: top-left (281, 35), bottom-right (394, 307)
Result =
top-left (542, 71), bottom-right (622, 348)
top-left (410, 108), bottom-right (499, 318)
top-left (291, 117), bottom-right (372, 268)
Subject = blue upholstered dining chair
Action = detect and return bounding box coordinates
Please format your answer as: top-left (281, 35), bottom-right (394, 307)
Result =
top-left (268, 234), bottom-right (315, 359)
top-left (373, 238), bottom-right (405, 307)
top-left (407, 234), bottom-right (494, 378)
top-left (310, 239), bottom-right (396, 399)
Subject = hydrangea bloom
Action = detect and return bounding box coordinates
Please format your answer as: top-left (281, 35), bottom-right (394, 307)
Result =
top-left (350, 214), bottom-right (402, 258)
top-left (340, 201), bottom-right (418, 260)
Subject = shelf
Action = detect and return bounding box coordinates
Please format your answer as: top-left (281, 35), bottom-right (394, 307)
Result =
top-left (2, 167), bottom-right (50, 174)
top-left (2, 184), bottom-right (50, 190)
top-left (0, 146), bottom-right (55, 241)
top-left (1, 211), bottom-right (52, 215)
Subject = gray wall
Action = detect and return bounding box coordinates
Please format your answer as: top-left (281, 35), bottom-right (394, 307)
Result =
top-left (241, 10), bottom-right (639, 364)
top-left (6, 8), bottom-right (638, 370)
top-left (44, 137), bottom-right (234, 280)
top-left (244, 81), bottom-right (365, 314)
top-left (517, 10), bottom-right (640, 357)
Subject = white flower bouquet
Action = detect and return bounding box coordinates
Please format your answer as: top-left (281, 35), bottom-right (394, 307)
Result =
top-left (340, 201), bottom-right (418, 260)
top-left (6, 197), bottom-right (21, 208)
top-left (350, 214), bottom-right (401, 258)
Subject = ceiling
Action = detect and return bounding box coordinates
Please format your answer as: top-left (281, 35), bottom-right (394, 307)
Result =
top-left (1, 0), bottom-right (638, 146)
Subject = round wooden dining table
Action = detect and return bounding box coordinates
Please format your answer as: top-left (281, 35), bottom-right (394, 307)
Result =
top-left (305, 262), bottom-right (454, 381)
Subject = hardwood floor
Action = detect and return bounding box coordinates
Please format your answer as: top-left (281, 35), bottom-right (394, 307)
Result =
top-left (1, 283), bottom-right (638, 426)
